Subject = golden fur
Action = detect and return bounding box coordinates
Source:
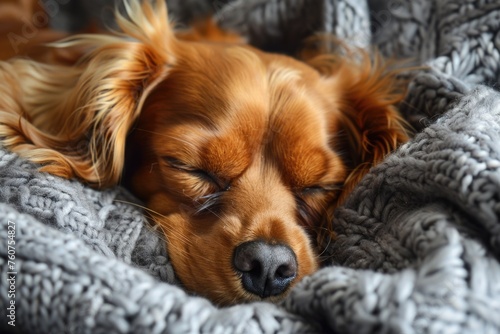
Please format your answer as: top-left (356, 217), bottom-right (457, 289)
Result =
top-left (0, 0), bottom-right (409, 305)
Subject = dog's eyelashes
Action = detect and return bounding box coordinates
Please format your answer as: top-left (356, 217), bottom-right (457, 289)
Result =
top-left (300, 183), bottom-right (342, 196)
top-left (164, 157), bottom-right (196, 172)
top-left (163, 155), bottom-right (231, 192)
top-left (163, 156), bottom-right (227, 215)
top-left (301, 186), bottom-right (325, 196)
top-left (193, 192), bottom-right (224, 215)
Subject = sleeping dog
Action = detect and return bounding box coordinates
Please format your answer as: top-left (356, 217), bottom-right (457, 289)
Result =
top-left (0, 0), bottom-right (408, 305)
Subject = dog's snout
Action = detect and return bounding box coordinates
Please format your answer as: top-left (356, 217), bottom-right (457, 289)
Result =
top-left (233, 240), bottom-right (297, 298)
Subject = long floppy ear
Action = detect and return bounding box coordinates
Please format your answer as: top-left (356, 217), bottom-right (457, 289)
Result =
top-left (309, 49), bottom-right (410, 203)
top-left (0, 0), bottom-right (175, 187)
top-left (302, 48), bottom-right (410, 254)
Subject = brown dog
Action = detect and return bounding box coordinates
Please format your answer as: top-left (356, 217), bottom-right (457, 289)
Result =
top-left (0, 0), bottom-right (408, 305)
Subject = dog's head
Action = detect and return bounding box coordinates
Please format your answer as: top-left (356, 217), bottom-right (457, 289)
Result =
top-left (0, 0), bottom-right (408, 305)
top-left (127, 44), bottom-right (346, 304)
top-left (120, 1), bottom-right (408, 305)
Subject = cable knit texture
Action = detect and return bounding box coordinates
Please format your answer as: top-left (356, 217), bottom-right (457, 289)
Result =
top-left (2, 0), bottom-right (500, 333)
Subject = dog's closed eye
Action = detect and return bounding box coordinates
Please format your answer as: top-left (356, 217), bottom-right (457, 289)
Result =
top-left (299, 184), bottom-right (342, 196)
top-left (164, 156), bottom-right (230, 190)
top-left (295, 184), bottom-right (342, 233)
top-left (163, 156), bottom-right (231, 214)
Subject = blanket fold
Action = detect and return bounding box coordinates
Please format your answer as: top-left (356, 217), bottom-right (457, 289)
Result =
top-left (2, 0), bottom-right (500, 333)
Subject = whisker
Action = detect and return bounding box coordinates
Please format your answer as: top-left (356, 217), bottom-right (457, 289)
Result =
top-left (317, 226), bottom-right (334, 257)
top-left (114, 199), bottom-right (165, 218)
top-left (113, 199), bottom-right (193, 245)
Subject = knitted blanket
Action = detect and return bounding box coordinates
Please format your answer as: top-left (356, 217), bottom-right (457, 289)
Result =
top-left (2, 0), bottom-right (500, 333)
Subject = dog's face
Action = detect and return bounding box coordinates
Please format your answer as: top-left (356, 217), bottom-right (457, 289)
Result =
top-left (126, 41), bottom-right (406, 305)
top-left (128, 44), bottom-right (347, 304)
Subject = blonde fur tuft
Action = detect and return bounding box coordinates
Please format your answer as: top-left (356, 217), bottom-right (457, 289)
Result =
top-left (0, 0), bottom-right (175, 187)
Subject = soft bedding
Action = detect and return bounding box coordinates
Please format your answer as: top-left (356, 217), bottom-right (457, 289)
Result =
top-left (2, 0), bottom-right (500, 333)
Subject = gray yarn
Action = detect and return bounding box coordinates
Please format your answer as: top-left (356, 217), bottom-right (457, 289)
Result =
top-left (217, 0), bottom-right (370, 53)
top-left (2, 0), bottom-right (500, 333)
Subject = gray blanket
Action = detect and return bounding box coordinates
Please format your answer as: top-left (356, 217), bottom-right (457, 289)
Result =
top-left (2, 0), bottom-right (500, 333)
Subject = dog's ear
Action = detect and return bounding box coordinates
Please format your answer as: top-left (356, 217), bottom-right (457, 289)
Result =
top-left (310, 50), bottom-right (410, 202)
top-left (302, 49), bottom-right (410, 254)
top-left (0, 0), bottom-right (176, 187)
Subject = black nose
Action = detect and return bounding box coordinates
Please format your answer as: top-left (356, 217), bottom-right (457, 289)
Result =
top-left (232, 240), bottom-right (297, 298)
